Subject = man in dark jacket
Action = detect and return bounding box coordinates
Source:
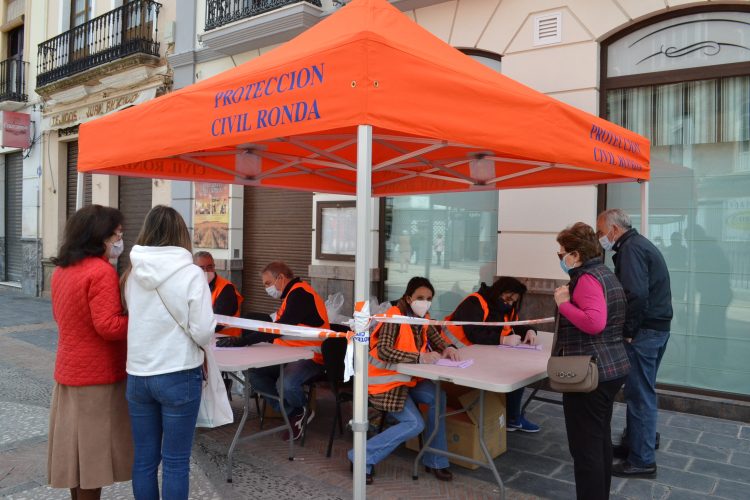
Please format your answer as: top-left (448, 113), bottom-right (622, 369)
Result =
top-left (597, 209), bottom-right (672, 479)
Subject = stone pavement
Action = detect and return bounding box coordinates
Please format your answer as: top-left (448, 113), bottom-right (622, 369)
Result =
top-left (1, 288), bottom-right (749, 499)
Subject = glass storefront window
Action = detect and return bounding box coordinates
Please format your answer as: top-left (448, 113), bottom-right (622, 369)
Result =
top-left (606, 75), bottom-right (750, 396)
top-left (383, 191), bottom-right (498, 320)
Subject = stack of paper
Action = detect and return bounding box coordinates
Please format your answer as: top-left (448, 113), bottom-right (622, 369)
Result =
top-left (435, 358), bottom-right (474, 368)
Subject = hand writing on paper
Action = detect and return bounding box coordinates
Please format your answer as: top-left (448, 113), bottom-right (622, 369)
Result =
top-left (419, 351), bottom-right (441, 364)
top-left (523, 330), bottom-right (537, 346)
top-left (502, 334), bottom-right (521, 347)
top-left (554, 285), bottom-right (570, 305)
top-left (442, 346), bottom-right (459, 361)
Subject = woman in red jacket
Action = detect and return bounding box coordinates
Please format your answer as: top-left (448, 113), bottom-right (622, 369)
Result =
top-left (48, 205), bottom-right (130, 500)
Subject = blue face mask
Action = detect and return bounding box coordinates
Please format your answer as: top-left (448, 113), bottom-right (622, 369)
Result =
top-left (559, 252), bottom-right (573, 274)
top-left (599, 228), bottom-right (615, 251)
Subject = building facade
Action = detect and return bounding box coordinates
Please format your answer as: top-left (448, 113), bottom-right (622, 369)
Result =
top-left (35, 0), bottom-right (175, 288)
top-left (0, 0), bottom-right (43, 295)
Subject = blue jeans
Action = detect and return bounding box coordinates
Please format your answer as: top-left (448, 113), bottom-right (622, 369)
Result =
top-left (246, 359), bottom-right (323, 416)
top-left (506, 387), bottom-right (525, 421)
top-left (348, 380), bottom-right (450, 472)
top-left (623, 329), bottom-right (670, 467)
top-left (126, 367), bottom-right (203, 500)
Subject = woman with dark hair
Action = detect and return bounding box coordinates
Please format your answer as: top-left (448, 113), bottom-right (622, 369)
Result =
top-left (123, 205), bottom-right (215, 499)
top-left (442, 276), bottom-right (541, 432)
top-left (348, 277), bottom-right (458, 484)
top-left (554, 222), bottom-right (630, 500)
top-left (48, 205), bottom-right (131, 500)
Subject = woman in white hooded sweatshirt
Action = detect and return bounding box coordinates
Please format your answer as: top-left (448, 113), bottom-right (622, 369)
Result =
top-left (123, 205), bottom-right (216, 500)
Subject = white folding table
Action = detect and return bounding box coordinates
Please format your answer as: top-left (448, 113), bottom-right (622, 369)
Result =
top-left (213, 343), bottom-right (314, 482)
top-left (396, 336), bottom-right (552, 499)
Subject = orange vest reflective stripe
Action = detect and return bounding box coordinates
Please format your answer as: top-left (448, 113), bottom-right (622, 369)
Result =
top-left (441, 293), bottom-right (489, 348)
top-left (501, 309), bottom-right (519, 336)
top-left (368, 305), bottom-right (428, 395)
top-left (211, 275), bottom-right (244, 337)
top-left (272, 280), bottom-right (330, 364)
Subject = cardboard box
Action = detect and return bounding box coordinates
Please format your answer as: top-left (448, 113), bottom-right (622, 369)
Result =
top-left (406, 383), bottom-right (506, 470)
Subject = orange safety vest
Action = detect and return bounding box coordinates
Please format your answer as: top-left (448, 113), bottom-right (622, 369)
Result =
top-left (441, 293), bottom-right (489, 348)
top-left (211, 275), bottom-right (244, 337)
top-left (368, 305), bottom-right (428, 395)
top-left (500, 308), bottom-right (519, 337)
top-left (272, 280), bottom-right (330, 364)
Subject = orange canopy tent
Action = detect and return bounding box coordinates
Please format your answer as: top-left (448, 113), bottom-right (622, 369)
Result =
top-left (79, 0), bottom-right (648, 193)
top-left (79, 0), bottom-right (650, 497)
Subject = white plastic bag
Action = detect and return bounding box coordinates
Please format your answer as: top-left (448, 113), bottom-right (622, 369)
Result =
top-left (369, 296), bottom-right (392, 316)
top-left (325, 292), bottom-right (349, 324)
top-left (196, 347), bottom-right (234, 428)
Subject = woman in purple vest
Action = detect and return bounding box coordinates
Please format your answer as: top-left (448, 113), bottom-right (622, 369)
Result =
top-left (553, 222), bottom-right (630, 500)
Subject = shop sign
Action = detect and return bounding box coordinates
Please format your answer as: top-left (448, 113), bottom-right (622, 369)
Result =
top-left (46, 87), bottom-right (158, 129)
top-left (0, 111), bottom-right (30, 149)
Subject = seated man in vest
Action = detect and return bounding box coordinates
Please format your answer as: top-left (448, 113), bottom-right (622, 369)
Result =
top-left (194, 251), bottom-right (244, 336)
top-left (244, 261), bottom-right (330, 441)
top-left (195, 251), bottom-right (244, 396)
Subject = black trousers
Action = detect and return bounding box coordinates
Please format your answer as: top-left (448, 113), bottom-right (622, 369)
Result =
top-left (563, 376), bottom-right (627, 500)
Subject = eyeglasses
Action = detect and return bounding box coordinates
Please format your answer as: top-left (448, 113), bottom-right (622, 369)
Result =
top-left (198, 264), bottom-right (216, 272)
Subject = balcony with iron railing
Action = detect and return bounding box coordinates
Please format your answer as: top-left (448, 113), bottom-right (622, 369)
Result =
top-left (36, 0), bottom-right (161, 89)
top-left (0, 59), bottom-right (28, 103)
top-left (205, 0), bottom-right (323, 31)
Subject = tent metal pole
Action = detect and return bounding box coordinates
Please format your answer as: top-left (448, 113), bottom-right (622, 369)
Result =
top-left (353, 124), bottom-right (373, 500)
top-left (640, 180), bottom-right (649, 237)
top-left (76, 173), bottom-right (85, 210)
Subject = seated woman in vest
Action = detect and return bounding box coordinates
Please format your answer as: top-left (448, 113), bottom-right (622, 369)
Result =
top-left (349, 277), bottom-right (458, 484)
top-left (443, 277), bottom-right (541, 433)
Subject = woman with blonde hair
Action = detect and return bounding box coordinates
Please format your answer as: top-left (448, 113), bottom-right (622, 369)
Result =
top-left (123, 205), bottom-right (216, 499)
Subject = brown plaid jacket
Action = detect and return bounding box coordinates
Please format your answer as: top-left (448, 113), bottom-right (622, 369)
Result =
top-left (369, 299), bottom-right (448, 413)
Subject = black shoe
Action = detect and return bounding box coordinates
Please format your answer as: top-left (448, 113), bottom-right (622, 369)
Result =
top-left (425, 466), bottom-right (453, 481)
top-left (349, 463), bottom-right (373, 485)
top-left (613, 444), bottom-right (629, 459)
top-left (612, 461), bottom-right (657, 479)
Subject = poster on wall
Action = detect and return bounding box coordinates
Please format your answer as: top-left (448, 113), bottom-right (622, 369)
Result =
top-left (194, 183), bottom-right (229, 249)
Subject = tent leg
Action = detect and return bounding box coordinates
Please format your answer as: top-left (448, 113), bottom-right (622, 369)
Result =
top-left (353, 124), bottom-right (373, 500)
top-left (640, 180), bottom-right (649, 237)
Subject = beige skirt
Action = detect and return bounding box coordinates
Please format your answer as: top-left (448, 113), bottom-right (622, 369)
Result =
top-left (48, 379), bottom-right (134, 489)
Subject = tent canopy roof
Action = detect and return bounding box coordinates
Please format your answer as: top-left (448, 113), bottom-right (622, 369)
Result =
top-left (79, 0), bottom-right (649, 195)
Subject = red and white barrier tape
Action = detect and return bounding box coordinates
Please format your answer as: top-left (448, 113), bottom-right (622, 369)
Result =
top-left (216, 313), bottom-right (555, 341)
top-left (370, 314), bottom-right (556, 328)
top-left (215, 314), bottom-right (354, 340)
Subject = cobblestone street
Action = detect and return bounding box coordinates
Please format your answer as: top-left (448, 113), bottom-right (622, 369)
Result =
top-left (1, 289), bottom-right (748, 499)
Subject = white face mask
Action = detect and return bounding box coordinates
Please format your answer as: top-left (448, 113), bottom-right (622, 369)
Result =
top-left (266, 283), bottom-right (282, 299)
top-left (599, 229), bottom-right (614, 251)
top-left (410, 299), bottom-right (431, 318)
top-left (205, 271), bottom-right (216, 284)
top-left (109, 239), bottom-right (124, 259)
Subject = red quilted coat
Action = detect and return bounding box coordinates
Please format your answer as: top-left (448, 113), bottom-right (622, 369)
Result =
top-left (51, 256), bottom-right (128, 386)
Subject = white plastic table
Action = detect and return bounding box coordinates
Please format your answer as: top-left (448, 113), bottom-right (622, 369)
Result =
top-left (214, 343), bottom-right (314, 482)
top-left (396, 335), bottom-right (552, 499)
